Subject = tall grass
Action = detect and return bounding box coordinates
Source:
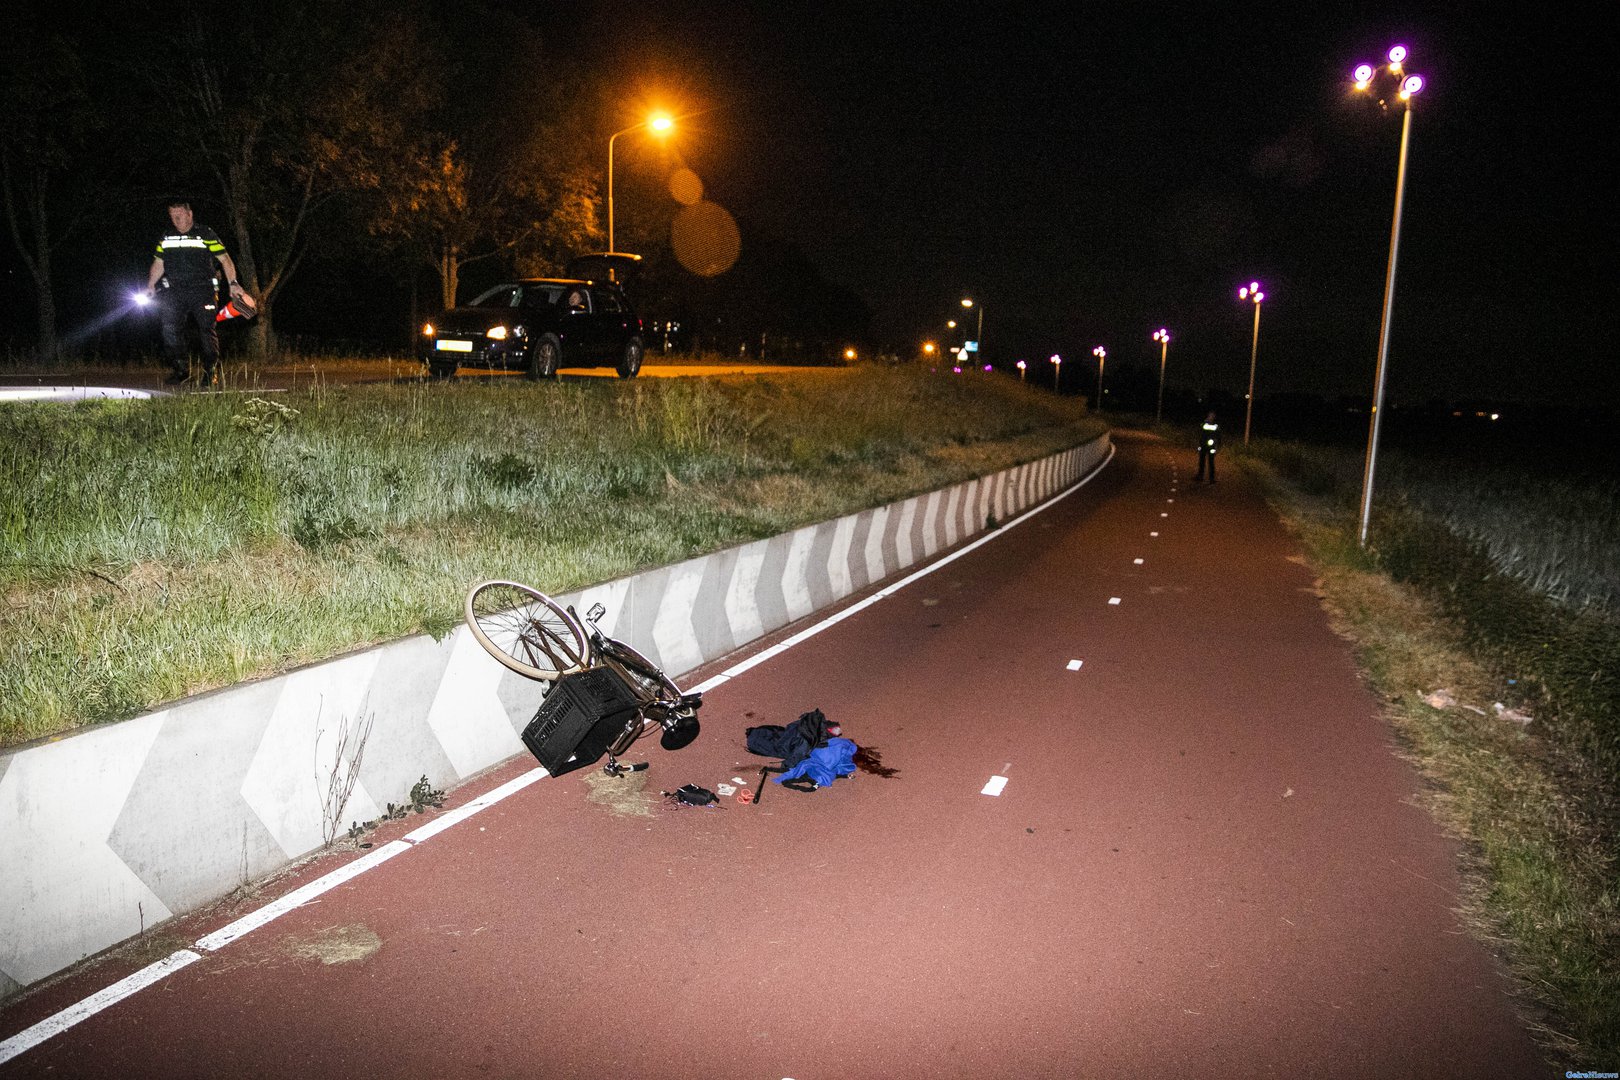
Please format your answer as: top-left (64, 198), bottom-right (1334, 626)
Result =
top-left (1237, 438), bottom-right (1619, 1061)
top-left (1, 366), bottom-right (1100, 745)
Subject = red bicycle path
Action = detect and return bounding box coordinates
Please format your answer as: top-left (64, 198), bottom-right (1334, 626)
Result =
top-left (0, 430), bottom-right (1548, 1078)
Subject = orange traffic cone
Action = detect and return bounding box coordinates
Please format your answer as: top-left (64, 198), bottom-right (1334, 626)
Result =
top-left (215, 291), bottom-right (257, 323)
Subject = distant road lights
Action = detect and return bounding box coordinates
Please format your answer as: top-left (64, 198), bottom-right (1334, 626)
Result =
top-left (1050, 353), bottom-right (1062, 391)
top-left (1152, 328), bottom-right (1172, 424)
top-left (1237, 283), bottom-right (1265, 443)
top-left (844, 347), bottom-right (857, 361)
top-left (1016, 359), bottom-right (1027, 382)
top-left (1351, 44), bottom-right (1427, 548)
top-left (923, 341), bottom-right (937, 357)
top-left (1092, 346), bottom-right (1107, 411)
top-left (960, 297), bottom-right (984, 361)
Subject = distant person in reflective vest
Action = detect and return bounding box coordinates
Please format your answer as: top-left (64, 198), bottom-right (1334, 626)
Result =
top-left (145, 199), bottom-right (244, 387)
top-left (1195, 411), bottom-right (1220, 483)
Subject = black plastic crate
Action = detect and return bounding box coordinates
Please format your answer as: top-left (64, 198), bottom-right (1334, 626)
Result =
top-left (520, 667), bottom-right (640, 776)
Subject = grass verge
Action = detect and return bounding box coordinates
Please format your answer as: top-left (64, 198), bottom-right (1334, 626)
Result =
top-left (1237, 445), bottom-right (1619, 1064)
top-left (1, 363), bottom-right (1103, 747)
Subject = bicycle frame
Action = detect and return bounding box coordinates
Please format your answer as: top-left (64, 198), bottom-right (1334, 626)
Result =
top-left (573, 603), bottom-right (702, 771)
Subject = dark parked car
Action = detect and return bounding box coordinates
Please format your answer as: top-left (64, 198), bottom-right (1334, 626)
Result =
top-left (420, 277), bottom-right (646, 379)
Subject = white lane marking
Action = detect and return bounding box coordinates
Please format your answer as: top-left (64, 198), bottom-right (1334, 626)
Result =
top-left (194, 840), bottom-right (414, 952)
top-left (0, 951), bottom-right (203, 1066)
top-left (12, 442), bottom-right (1122, 1063)
top-left (1160, 512), bottom-right (1169, 517)
top-left (1167, 498), bottom-right (1174, 503)
top-left (693, 442), bottom-right (1117, 695)
top-left (402, 767), bottom-right (547, 844)
top-left (1151, 531), bottom-right (1159, 537)
top-left (982, 776), bottom-right (1009, 797)
top-left (1066, 659), bottom-right (1083, 671)
top-left (1133, 558), bottom-right (1144, 565)
top-left (1108, 597), bottom-right (1122, 605)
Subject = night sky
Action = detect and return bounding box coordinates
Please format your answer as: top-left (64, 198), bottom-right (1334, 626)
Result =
top-left (545, 3), bottom-right (1611, 407)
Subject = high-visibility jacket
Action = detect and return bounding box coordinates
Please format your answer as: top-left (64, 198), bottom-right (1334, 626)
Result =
top-left (154, 227), bottom-right (228, 290)
top-left (1201, 420), bottom-right (1220, 453)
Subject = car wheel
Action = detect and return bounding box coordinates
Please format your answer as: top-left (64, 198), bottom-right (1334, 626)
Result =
top-left (528, 335), bottom-right (561, 380)
top-left (616, 336), bottom-right (644, 379)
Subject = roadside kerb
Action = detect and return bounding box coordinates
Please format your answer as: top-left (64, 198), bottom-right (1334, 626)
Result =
top-left (0, 433), bottom-right (1110, 1002)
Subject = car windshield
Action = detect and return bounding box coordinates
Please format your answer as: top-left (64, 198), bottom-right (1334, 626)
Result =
top-left (468, 284), bottom-right (522, 308)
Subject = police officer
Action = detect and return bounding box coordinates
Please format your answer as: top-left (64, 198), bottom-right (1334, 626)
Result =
top-left (145, 199), bottom-right (244, 386)
top-left (1195, 410), bottom-right (1220, 483)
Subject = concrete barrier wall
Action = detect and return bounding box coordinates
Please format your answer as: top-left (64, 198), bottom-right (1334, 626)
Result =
top-left (0, 434), bottom-right (1109, 1000)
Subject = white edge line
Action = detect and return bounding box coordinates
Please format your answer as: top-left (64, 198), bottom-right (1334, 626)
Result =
top-left (693, 441), bottom-right (1115, 694)
top-left (0, 950), bottom-right (203, 1066)
top-left (402, 767), bottom-right (548, 843)
top-left (5, 443), bottom-right (1115, 1063)
top-left (194, 839), bottom-right (414, 952)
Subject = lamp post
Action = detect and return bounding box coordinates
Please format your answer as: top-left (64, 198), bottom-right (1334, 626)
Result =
top-left (1237, 282), bottom-right (1265, 443)
top-left (1092, 346), bottom-right (1107, 411)
top-left (961, 298), bottom-right (984, 362)
top-left (607, 112), bottom-right (675, 253)
top-left (1050, 353), bottom-right (1062, 391)
top-left (1152, 328), bottom-right (1171, 424)
top-left (1016, 359), bottom-right (1027, 382)
top-left (1353, 45), bottom-right (1426, 548)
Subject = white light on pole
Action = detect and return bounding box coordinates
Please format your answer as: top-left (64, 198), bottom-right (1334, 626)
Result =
top-left (1050, 353), bottom-right (1062, 391)
top-left (1353, 45), bottom-right (1426, 548)
top-left (1092, 346), bottom-right (1107, 411)
top-left (1237, 283), bottom-right (1265, 443)
top-left (1152, 328), bottom-right (1171, 424)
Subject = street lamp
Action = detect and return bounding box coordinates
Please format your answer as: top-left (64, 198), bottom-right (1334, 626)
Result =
top-left (1092, 346), bottom-right (1107, 411)
top-left (1353, 45), bottom-right (1426, 548)
top-left (607, 112), bottom-right (675, 253)
top-left (1016, 359), bottom-right (1026, 382)
top-left (1238, 282), bottom-right (1265, 443)
top-left (960, 298), bottom-right (984, 361)
top-left (1152, 328), bottom-right (1171, 424)
top-left (1050, 353), bottom-right (1062, 391)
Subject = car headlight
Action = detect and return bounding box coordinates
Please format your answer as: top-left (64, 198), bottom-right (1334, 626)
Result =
top-left (421, 322), bottom-right (435, 337)
top-left (486, 325), bottom-right (508, 340)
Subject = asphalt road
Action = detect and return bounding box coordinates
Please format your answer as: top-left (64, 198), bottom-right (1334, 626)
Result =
top-left (0, 431), bottom-right (1546, 1078)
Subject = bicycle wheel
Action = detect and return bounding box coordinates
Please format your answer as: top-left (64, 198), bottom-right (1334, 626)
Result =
top-left (464, 581), bottom-right (591, 680)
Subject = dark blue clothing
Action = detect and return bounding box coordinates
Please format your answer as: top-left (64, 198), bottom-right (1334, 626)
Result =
top-left (774, 738), bottom-right (857, 787)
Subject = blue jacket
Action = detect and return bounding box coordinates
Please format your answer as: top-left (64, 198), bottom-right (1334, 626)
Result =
top-left (774, 737), bottom-right (858, 788)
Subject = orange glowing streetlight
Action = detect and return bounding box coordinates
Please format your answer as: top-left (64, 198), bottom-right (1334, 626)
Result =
top-left (608, 111), bottom-right (676, 253)
top-left (1238, 282), bottom-right (1265, 443)
top-left (1152, 328), bottom-right (1172, 424)
top-left (1352, 45), bottom-right (1427, 548)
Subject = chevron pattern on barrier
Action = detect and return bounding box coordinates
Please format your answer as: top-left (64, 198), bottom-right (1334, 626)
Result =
top-left (0, 436), bottom-right (1107, 997)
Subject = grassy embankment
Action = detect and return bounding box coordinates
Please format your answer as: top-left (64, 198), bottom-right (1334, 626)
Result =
top-left (1233, 437), bottom-right (1619, 1063)
top-left (1, 364), bottom-right (1102, 748)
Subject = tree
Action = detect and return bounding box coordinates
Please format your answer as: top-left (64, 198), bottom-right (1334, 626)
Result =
top-left (0, 13), bottom-right (103, 360)
top-left (364, 7), bottom-right (603, 309)
top-left (136, 0), bottom-right (437, 354)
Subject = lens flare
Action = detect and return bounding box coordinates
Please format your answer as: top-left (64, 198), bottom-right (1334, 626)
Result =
top-left (671, 201), bottom-right (741, 277)
top-left (668, 167), bottom-right (703, 206)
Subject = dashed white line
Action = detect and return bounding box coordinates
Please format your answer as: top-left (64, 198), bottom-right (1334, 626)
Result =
top-left (1066, 659), bottom-right (1083, 671)
top-left (981, 776), bottom-right (1009, 797)
top-left (1108, 597), bottom-right (1122, 606)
